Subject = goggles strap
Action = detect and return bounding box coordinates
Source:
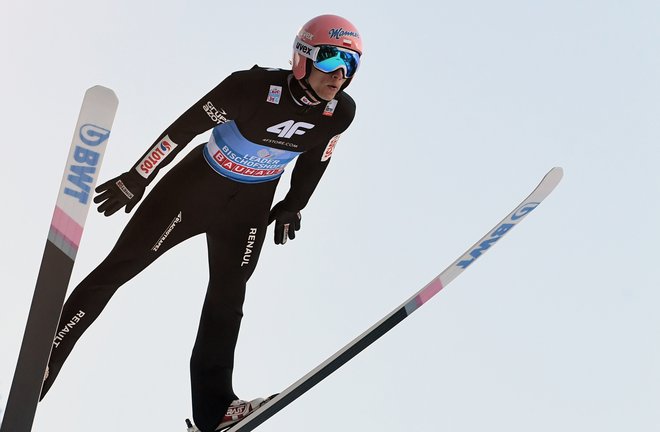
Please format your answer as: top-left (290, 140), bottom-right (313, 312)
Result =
top-left (294, 38), bottom-right (320, 61)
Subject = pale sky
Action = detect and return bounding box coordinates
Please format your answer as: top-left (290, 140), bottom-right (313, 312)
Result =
top-left (1, 1), bottom-right (659, 431)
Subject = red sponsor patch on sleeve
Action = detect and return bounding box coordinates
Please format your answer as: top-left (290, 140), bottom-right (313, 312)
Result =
top-left (321, 134), bottom-right (341, 162)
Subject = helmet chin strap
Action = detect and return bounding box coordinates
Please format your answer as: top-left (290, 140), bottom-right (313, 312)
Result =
top-left (338, 76), bottom-right (353, 92)
top-left (300, 78), bottom-right (325, 103)
top-left (287, 74), bottom-right (324, 106)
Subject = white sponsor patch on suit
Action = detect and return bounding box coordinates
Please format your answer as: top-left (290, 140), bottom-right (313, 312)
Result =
top-left (323, 99), bottom-right (338, 117)
top-left (267, 85), bottom-right (282, 104)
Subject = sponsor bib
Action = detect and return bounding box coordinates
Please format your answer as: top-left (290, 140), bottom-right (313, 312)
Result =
top-left (203, 121), bottom-right (301, 183)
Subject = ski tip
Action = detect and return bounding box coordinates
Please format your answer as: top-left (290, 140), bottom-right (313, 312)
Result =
top-left (548, 166), bottom-right (563, 175)
top-left (85, 85), bottom-right (119, 104)
top-left (544, 166), bottom-right (564, 186)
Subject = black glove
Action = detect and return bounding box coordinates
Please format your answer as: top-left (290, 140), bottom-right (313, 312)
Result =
top-left (93, 170), bottom-right (148, 216)
top-left (268, 202), bottom-right (302, 245)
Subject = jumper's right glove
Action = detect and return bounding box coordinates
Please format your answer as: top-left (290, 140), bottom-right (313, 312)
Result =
top-left (94, 170), bottom-right (147, 216)
top-left (268, 202), bottom-right (302, 245)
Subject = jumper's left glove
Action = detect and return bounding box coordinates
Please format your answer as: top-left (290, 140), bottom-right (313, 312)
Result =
top-left (268, 202), bottom-right (302, 245)
top-left (93, 170), bottom-right (148, 217)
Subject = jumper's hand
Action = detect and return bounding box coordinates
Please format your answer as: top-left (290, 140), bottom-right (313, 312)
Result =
top-left (94, 171), bottom-right (147, 216)
top-left (268, 202), bottom-right (302, 245)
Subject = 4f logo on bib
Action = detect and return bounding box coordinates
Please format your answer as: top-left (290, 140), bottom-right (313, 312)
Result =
top-left (267, 120), bottom-right (315, 138)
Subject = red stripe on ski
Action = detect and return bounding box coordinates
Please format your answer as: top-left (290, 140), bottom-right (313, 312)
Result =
top-left (416, 278), bottom-right (444, 307)
top-left (50, 206), bottom-right (83, 248)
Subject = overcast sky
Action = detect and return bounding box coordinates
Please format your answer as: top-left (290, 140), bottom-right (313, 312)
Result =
top-left (2, 1), bottom-right (659, 431)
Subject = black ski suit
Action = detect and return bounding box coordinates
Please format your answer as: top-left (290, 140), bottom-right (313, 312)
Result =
top-left (41, 66), bottom-right (356, 431)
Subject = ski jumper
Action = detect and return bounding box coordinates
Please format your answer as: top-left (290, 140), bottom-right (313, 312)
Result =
top-left (41, 66), bottom-right (356, 431)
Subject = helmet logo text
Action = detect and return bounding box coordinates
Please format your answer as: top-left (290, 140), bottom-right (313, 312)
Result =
top-left (328, 28), bottom-right (360, 40)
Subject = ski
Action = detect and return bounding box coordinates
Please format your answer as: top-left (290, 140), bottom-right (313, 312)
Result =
top-left (1, 86), bottom-right (118, 432)
top-left (194, 167), bottom-right (562, 432)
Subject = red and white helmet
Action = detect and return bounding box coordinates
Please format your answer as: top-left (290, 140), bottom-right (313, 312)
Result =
top-left (292, 14), bottom-right (363, 81)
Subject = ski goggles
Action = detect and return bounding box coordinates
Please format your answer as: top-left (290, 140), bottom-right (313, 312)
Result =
top-left (313, 45), bottom-right (360, 78)
top-left (295, 40), bottom-right (361, 78)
